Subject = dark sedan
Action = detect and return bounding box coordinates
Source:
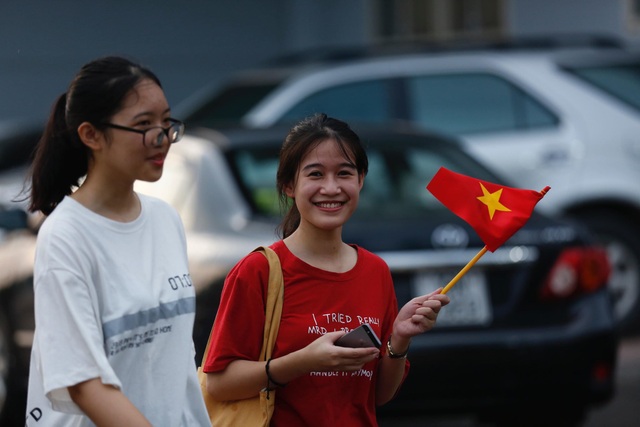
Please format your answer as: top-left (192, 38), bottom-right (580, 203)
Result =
top-left (0, 125), bottom-right (617, 426)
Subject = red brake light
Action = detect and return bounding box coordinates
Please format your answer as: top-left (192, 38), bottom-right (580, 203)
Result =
top-left (541, 247), bottom-right (611, 300)
top-left (580, 247), bottom-right (612, 291)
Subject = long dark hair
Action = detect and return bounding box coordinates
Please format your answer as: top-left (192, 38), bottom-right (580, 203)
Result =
top-left (276, 113), bottom-right (368, 238)
top-left (27, 56), bottom-right (161, 215)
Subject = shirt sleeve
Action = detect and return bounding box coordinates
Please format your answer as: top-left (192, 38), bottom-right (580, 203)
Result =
top-left (202, 251), bottom-right (270, 372)
top-left (34, 267), bottom-right (121, 413)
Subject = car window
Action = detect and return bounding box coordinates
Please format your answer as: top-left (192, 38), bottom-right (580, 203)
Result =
top-left (354, 143), bottom-right (486, 220)
top-left (233, 149), bottom-right (281, 216)
top-left (407, 73), bottom-right (558, 135)
top-left (564, 62), bottom-right (640, 112)
top-left (228, 137), bottom-right (496, 221)
top-left (278, 79), bottom-right (397, 124)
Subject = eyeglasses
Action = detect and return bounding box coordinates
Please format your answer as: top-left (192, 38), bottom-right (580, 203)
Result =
top-left (102, 118), bottom-right (185, 147)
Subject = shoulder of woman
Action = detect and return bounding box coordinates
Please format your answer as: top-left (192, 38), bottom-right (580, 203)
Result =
top-left (138, 193), bottom-right (184, 223)
top-left (138, 192), bottom-right (173, 213)
top-left (38, 201), bottom-right (84, 240)
top-left (355, 245), bottom-right (387, 265)
top-left (223, 249), bottom-right (271, 298)
top-left (230, 248), bottom-right (271, 278)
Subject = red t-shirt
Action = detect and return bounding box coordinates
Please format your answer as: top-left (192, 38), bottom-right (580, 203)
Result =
top-left (203, 240), bottom-right (408, 426)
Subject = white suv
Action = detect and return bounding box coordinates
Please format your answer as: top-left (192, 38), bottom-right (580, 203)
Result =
top-left (177, 40), bottom-right (640, 335)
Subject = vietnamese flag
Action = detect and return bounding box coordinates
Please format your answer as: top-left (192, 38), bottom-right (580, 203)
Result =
top-left (427, 167), bottom-right (550, 252)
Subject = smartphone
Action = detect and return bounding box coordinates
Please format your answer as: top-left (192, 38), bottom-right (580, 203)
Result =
top-left (335, 323), bottom-right (382, 349)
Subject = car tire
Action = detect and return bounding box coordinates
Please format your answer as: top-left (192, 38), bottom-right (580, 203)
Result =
top-left (577, 209), bottom-right (640, 336)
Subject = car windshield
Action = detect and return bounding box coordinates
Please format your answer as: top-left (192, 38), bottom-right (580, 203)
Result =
top-left (226, 135), bottom-right (500, 221)
top-left (564, 60), bottom-right (640, 112)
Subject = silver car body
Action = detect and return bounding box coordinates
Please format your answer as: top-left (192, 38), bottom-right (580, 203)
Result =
top-left (176, 46), bottom-right (640, 331)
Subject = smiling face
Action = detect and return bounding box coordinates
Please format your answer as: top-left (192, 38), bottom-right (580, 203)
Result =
top-left (285, 138), bottom-right (364, 234)
top-left (93, 78), bottom-right (173, 185)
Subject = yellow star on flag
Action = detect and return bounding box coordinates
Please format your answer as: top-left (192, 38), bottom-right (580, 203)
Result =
top-left (477, 183), bottom-right (511, 220)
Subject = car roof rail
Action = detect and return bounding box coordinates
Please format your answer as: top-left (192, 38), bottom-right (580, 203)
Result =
top-left (265, 33), bottom-right (626, 66)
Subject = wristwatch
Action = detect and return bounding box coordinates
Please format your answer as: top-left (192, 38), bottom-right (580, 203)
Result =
top-left (386, 336), bottom-right (409, 359)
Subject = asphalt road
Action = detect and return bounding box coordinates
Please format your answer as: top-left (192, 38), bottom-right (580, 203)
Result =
top-left (584, 336), bottom-right (640, 427)
top-left (378, 337), bottom-right (640, 427)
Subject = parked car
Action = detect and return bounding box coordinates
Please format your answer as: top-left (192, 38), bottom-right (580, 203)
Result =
top-left (175, 39), bottom-right (640, 335)
top-left (0, 125), bottom-right (617, 425)
top-left (0, 119), bottom-right (42, 424)
top-left (0, 119), bottom-right (41, 211)
top-left (0, 208), bottom-right (37, 426)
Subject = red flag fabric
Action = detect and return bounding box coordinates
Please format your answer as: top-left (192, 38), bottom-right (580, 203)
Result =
top-left (427, 167), bottom-right (550, 252)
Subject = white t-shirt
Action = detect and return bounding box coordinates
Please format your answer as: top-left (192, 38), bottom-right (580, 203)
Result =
top-left (25, 194), bottom-right (210, 427)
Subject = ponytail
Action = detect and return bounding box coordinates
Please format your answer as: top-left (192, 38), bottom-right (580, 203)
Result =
top-left (28, 94), bottom-right (89, 215)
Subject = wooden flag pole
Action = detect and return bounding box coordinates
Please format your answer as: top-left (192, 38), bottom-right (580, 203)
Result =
top-left (440, 246), bottom-right (488, 294)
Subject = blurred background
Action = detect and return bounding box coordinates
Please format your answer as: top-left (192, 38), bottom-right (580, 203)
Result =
top-left (2, 0), bottom-right (639, 123)
top-left (2, 1), bottom-right (640, 426)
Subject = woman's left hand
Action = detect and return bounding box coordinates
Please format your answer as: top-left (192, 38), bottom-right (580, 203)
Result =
top-left (393, 288), bottom-right (450, 339)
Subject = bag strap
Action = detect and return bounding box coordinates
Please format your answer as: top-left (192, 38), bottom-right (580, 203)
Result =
top-left (257, 245), bottom-right (284, 362)
top-left (200, 245), bottom-right (284, 366)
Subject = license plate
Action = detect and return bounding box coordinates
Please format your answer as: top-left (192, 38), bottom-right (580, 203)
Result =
top-left (412, 270), bottom-right (492, 327)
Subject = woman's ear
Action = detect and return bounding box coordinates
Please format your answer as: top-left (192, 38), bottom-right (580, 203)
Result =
top-left (284, 182), bottom-right (295, 198)
top-left (77, 122), bottom-right (104, 150)
top-left (358, 173), bottom-right (365, 190)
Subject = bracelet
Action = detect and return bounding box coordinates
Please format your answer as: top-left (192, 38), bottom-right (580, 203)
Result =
top-left (265, 358), bottom-right (287, 388)
top-left (386, 336), bottom-right (409, 359)
top-left (263, 358), bottom-right (286, 400)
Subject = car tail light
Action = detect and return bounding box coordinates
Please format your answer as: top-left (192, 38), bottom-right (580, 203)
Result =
top-left (540, 247), bottom-right (611, 300)
top-left (591, 361), bottom-right (613, 384)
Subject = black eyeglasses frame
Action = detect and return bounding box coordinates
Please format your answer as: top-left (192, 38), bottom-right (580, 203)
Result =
top-left (101, 118), bottom-right (185, 147)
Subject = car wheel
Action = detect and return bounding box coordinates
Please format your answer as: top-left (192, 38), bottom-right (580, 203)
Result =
top-left (0, 310), bottom-right (10, 422)
top-left (578, 210), bottom-right (640, 336)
